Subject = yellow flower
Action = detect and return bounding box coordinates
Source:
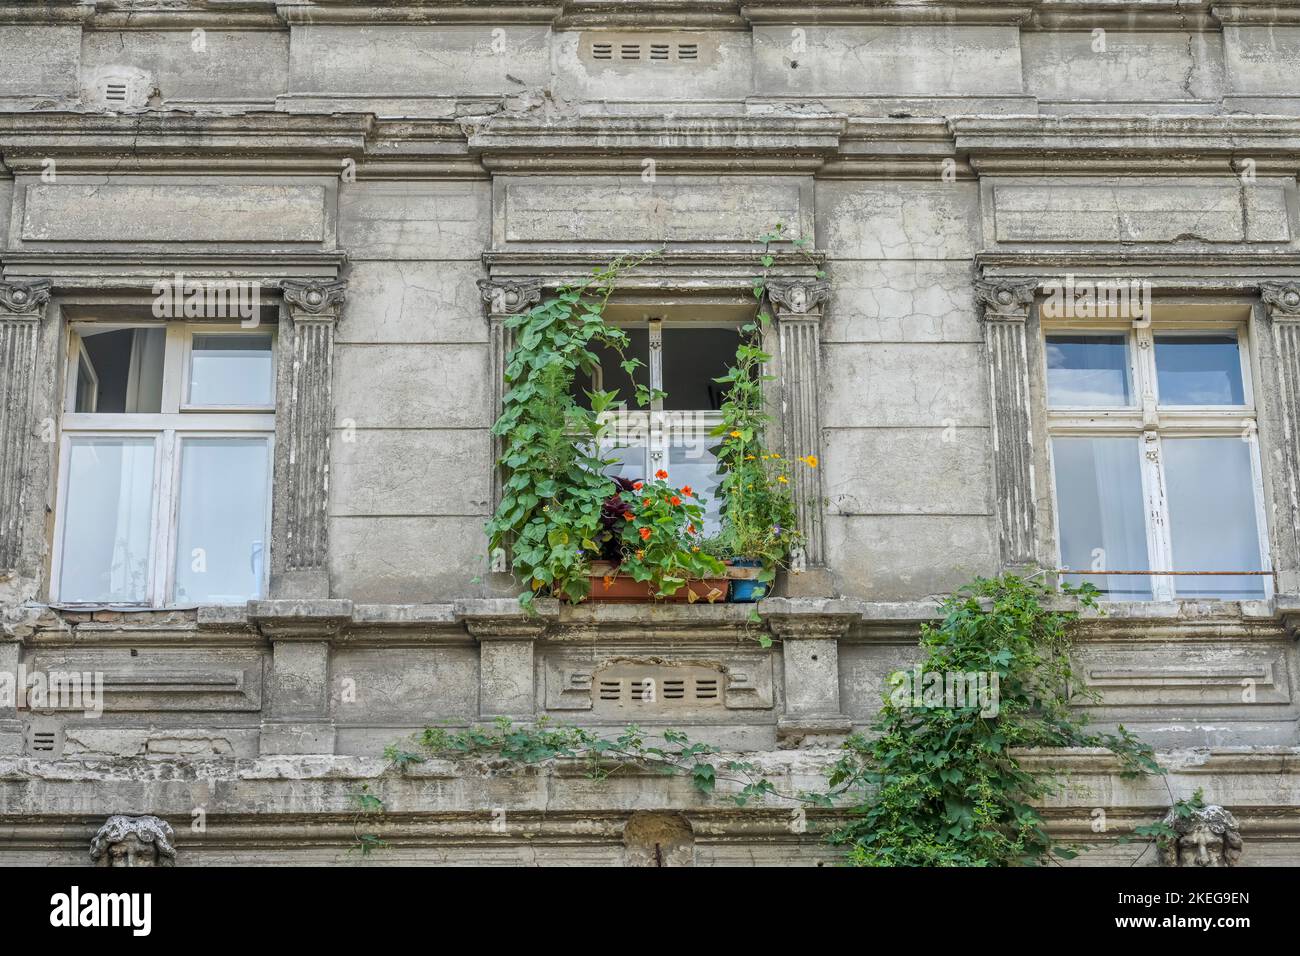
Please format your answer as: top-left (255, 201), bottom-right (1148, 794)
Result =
top-left (799, 454), bottom-right (819, 468)
top-left (730, 430), bottom-right (742, 438)
top-left (777, 476), bottom-right (789, 484)
top-left (772, 453), bottom-right (781, 459)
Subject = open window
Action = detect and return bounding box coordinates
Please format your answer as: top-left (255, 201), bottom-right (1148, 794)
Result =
top-left (1043, 306), bottom-right (1271, 601)
top-left (53, 321), bottom-right (276, 606)
top-left (569, 310), bottom-right (743, 534)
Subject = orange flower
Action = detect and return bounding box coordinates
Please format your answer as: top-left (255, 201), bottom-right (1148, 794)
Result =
top-left (643, 498), bottom-right (652, 508)
top-left (687, 523), bottom-right (696, 534)
top-left (632, 481), bottom-right (643, 491)
top-left (681, 485), bottom-right (694, 497)
top-left (669, 495), bottom-right (682, 506)
top-left (655, 469), bottom-right (668, 480)
top-left (636, 549), bottom-right (644, 559)
top-left (622, 510), bottom-right (635, 521)
top-left (639, 526), bottom-right (652, 541)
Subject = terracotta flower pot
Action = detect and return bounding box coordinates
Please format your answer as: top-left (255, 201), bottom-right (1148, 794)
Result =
top-left (580, 561), bottom-right (729, 604)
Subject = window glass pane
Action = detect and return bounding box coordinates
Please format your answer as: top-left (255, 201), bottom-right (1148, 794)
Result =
top-left (1154, 333), bottom-right (1244, 406)
top-left (1052, 437), bottom-right (1151, 599)
top-left (76, 327), bottom-right (165, 413)
top-left (667, 434), bottom-right (724, 537)
top-left (662, 326), bottom-right (741, 411)
top-left (569, 328), bottom-right (649, 408)
top-left (1045, 334), bottom-right (1131, 406)
top-left (599, 440), bottom-right (647, 483)
top-left (59, 437), bottom-right (155, 603)
top-left (189, 333), bottom-right (274, 406)
top-left (173, 438), bottom-right (270, 604)
top-left (1164, 438), bottom-right (1265, 599)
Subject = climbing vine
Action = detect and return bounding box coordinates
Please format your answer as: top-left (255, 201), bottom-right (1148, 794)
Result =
top-left (486, 253), bottom-right (658, 608)
top-left (827, 575), bottom-right (1161, 866)
top-left (366, 575), bottom-right (1163, 866)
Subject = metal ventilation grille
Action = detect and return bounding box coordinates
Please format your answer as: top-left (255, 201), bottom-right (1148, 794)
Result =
top-left (25, 725), bottom-right (62, 757)
top-left (104, 82), bottom-right (128, 103)
top-left (581, 34), bottom-right (713, 67)
top-left (593, 664), bottom-right (725, 714)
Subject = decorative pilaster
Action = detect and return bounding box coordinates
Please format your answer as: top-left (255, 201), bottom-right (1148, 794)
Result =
top-left (478, 278), bottom-right (542, 519)
top-left (459, 598), bottom-right (556, 722)
top-left (974, 280), bottom-right (1039, 567)
top-left (249, 599), bottom-right (352, 755)
top-left (273, 279), bottom-right (347, 600)
top-left (1261, 282), bottom-right (1300, 589)
top-left (764, 603), bottom-right (857, 745)
top-left (767, 279), bottom-right (830, 567)
top-left (0, 280), bottom-right (52, 574)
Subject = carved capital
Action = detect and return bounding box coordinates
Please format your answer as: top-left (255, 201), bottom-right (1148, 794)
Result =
top-left (0, 279), bottom-right (52, 317)
top-left (280, 278), bottom-right (347, 317)
top-left (974, 279), bottom-right (1037, 322)
top-left (457, 598), bottom-right (557, 641)
top-left (478, 277), bottom-right (542, 315)
top-left (767, 279), bottom-right (830, 316)
top-left (1260, 281), bottom-right (1300, 319)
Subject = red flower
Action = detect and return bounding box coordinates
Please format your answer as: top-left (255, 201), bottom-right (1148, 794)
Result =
top-left (687, 523), bottom-right (696, 534)
top-left (669, 495), bottom-right (682, 506)
top-left (680, 485), bottom-right (694, 497)
top-left (622, 511), bottom-right (635, 521)
top-left (632, 481), bottom-right (644, 491)
top-left (655, 469), bottom-right (668, 480)
top-left (643, 498), bottom-right (652, 508)
top-left (639, 526), bottom-right (652, 541)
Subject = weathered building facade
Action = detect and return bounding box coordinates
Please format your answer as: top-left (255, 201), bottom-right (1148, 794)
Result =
top-left (1, 0), bottom-right (1299, 865)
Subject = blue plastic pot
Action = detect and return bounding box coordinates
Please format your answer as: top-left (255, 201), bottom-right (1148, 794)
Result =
top-left (728, 558), bottom-right (768, 602)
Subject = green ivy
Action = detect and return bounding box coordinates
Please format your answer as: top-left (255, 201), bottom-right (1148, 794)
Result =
top-left (827, 575), bottom-right (1162, 866)
top-left (486, 255), bottom-right (656, 608)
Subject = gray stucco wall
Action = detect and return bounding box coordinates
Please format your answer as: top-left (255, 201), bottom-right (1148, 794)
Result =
top-left (1, 0), bottom-right (1299, 866)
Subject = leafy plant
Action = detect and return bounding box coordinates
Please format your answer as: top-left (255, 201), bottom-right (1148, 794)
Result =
top-left (609, 472), bottom-right (725, 597)
top-left (826, 575), bottom-right (1161, 866)
top-left (486, 255), bottom-right (656, 608)
top-left (397, 717), bottom-right (791, 807)
top-left (710, 224), bottom-right (818, 587)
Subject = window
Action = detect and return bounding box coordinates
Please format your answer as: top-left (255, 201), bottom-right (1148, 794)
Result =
top-left (571, 318), bottom-right (739, 534)
top-left (53, 322), bottom-right (275, 606)
top-left (1044, 320), bottom-right (1270, 601)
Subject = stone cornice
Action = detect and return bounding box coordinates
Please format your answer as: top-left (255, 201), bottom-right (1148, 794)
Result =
top-left (275, 0), bottom-right (564, 24)
top-left (0, 111), bottom-right (374, 174)
top-left (463, 115), bottom-right (844, 174)
top-left (85, 0), bottom-right (284, 30)
top-left (556, 0), bottom-right (750, 30)
top-left (0, 1), bottom-right (93, 25)
top-left (952, 115), bottom-right (1300, 175)
top-left (1024, 0), bottom-right (1220, 31)
top-left (1212, 0), bottom-right (1300, 26)
top-left (740, 0), bottom-right (1036, 25)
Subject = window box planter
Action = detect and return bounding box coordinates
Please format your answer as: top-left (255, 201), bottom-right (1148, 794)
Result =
top-left (580, 561), bottom-right (730, 604)
top-left (725, 559), bottom-right (768, 602)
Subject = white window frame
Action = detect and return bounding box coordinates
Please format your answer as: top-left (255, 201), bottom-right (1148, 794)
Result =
top-left (51, 321), bottom-right (276, 607)
top-left (580, 317), bottom-right (733, 530)
top-left (1043, 316), bottom-right (1273, 601)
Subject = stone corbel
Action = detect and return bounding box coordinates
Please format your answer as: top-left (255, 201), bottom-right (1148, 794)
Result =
top-left (974, 279), bottom-right (1039, 568)
top-left (458, 598), bottom-right (557, 722)
top-left (766, 279), bottom-right (831, 576)
top-left (763, 600), bottom-right (858, 745)
top-left (249, 598), bottom-right (353, 755)
top-left (0, 280), bottom-right (53, 575)
top-left (271, 279), bottom-right (347, 601)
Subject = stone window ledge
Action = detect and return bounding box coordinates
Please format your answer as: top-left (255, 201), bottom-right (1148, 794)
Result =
top-left (9, 594), bottom-right (1298, 645)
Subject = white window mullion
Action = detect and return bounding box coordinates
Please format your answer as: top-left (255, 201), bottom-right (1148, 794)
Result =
top-left (1139, 430), bottom-right (1175, 601)
top-left (152, 428), bottom-right (179, 606)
